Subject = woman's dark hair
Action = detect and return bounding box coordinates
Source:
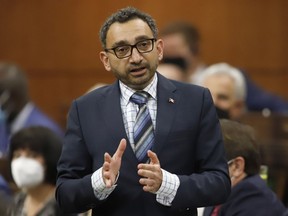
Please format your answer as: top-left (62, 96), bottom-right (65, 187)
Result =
top-left (8, 126), bottom-right (63, 185)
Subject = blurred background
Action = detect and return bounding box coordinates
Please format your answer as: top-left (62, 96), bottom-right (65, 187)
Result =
top-left (0, 0), bottom-right (288, 205)
top-left (0, 0), bottom-right (287, 128)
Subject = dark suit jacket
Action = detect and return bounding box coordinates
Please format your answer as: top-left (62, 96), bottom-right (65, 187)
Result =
top-left (242, 71), bottom-right (288, 113)
top-left (203, 175), bottom-right (288, 216)
top-left (56, 74), bottom-right (231, 216)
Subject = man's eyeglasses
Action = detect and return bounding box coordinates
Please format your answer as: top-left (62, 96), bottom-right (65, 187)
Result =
top-left (105, 38), bottom-right (156, 59)
top-left (227, 159), bottom-right (235, 166)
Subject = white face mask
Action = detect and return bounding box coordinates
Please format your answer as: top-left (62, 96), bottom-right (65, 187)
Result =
top-left (11, 156), bottom-right (45, 189)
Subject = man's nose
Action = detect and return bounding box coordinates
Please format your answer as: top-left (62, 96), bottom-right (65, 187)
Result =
top-left (129, 47), bottom-right (143, 63)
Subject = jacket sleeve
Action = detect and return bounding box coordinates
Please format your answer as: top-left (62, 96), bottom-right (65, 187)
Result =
top-left (55, 101), bottom-right (101, 213)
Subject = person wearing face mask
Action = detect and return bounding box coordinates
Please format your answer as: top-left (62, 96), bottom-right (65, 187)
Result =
top-left (203, 119), bottom-right (288, 216)
top-left (7, 126), bottom-right (76, 216)
top-left (0, 62), bottom-right (64, 158)
top-left (196, 63), bottom-right (246, 121)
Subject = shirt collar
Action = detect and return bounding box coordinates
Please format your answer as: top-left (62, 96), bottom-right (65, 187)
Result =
top-left (119, 74), bottom-right (158, 105)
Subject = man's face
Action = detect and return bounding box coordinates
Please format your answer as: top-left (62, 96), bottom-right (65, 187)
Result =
top-left (100, 19), bottom-right (163, 90)
top-left (202, 74), bottom-right (241, 119)
top-left (162, 33), bottom-right (192, 67)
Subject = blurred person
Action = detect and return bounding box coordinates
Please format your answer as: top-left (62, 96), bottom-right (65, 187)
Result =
top-left (7, 126), bottom-right (76, 216)
top-left (157, 57), bottom-right (189, 82)
top-left (160, 21), bottom-right (204, 84)
top-left (0, 62), bottom-right (64, 157)
top-left (0, 174), bottom-right (13, 216)
top-left (160, 22), bottom-right (288, 113)
top-left (196, 62), bottom-right (246, 120)
top-left (203, 119), bottom-right (288, 216)
top-left (56, 7), bottom-right (231, 216)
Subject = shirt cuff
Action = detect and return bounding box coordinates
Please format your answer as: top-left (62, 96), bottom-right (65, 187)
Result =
top-left (91, 167), bottom-right (117, 200)
top-left (156, 169), bottom-right (180, 206)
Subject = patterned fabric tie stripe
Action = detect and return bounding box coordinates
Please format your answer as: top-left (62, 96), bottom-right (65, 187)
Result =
top-left (130, 91), bottom-right (155, 163)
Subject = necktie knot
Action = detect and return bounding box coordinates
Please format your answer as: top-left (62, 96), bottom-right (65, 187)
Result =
top-left (130, 91), bottom-right (149, 106)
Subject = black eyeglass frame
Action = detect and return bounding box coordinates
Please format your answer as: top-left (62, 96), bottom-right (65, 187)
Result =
top-left (104, 38), bottom-right (156, 59)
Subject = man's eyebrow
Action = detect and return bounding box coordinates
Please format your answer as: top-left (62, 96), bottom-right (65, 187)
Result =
top-left (110, 40), bottom-right (130, 48)
top-left (110, 35), bottom-right (153, 48)
top-left (217, 94), bottom-right (230, 100)
top-left (135, 35), bottom-right (153, 41)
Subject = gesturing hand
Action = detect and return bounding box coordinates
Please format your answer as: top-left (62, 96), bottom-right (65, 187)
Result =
top-left (137, 150), bottom-right (163, 193)
top-left (102, 138), bottom-right (127, 188)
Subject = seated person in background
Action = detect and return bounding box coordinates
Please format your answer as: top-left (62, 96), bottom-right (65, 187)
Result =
top-left (0, 62), bottom-right (63, 157)
top-left (157, 57), bottom-right (189, 82)
top-left (160, 21), bottom-right (205, 84)
top-left (0, 174), bottom-right (13, 216)
top-left (7, 126), bottom-right (76, 216)
top-left (203, 119), bottom-right (288, 216)
top-left (196, 63), bottom-right (247, 120)
top-left (160, 22), bottom-right (288, 114)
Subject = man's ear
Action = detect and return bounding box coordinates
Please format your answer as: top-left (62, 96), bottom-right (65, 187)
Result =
top-left (100, 51), bottom-right (111, 71)
top-left (156, 39), bottom-right (164, 61)
top-left (233, 156), bottom-right (245, 177)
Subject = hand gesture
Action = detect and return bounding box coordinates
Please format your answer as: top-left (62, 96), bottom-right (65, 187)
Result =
top-left (102, 138), bottom-right (126, 188)
top-left (137, 150), bottom-right (163, 193)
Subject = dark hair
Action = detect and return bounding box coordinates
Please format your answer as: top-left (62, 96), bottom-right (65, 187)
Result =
top-left (161, 57), bottom-right (188, 73)
top-left (99, 6), bottom-right (158, 49)
top-left (220, 119), bottom-right (261, 175)
top-left (160, 22), bottom-right (200, 55)
top-left (8, 126), bottom-right (63, 185)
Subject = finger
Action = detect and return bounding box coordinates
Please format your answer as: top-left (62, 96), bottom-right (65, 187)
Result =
top-left (147, 150), bottom-right (160, 165)
top-left (114, 138), bottom-right (127, 159)
top-left (139, 177), bottom-right (154, 186)
top-left (104, 152), bottom-right (112, 163)
top-left (138, 168), bottom-right (153, 178)
top-left (105, 179), bottom-right (112, 188)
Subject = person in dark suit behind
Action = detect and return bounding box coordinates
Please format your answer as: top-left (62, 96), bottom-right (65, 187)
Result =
top-left (56, 7), bottom-right (231, 216)
top-left (203, 119), bottom-right (288, 216)
top-left (0, 62), bottom-right (64, 157)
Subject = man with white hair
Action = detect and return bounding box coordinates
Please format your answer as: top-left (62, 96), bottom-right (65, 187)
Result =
top-left (197, 62), bottom-right (247, 120)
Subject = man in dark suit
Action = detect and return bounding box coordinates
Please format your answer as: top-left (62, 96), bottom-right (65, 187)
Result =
top-left (0, 62), bottom-right (63, 157)
top-left (203, 119), bottom-right (288, 216)
top-left (56, 7), bottom-right (231, 216)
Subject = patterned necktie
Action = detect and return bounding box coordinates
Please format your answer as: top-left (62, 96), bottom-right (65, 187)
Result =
top-left (130, 91), bottom-right (155, 163)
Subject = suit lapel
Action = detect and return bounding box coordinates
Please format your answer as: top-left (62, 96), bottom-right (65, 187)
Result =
top-left (99, 75), bottom-right (180, 164)
top-left (153, 74), bottom-right (180, 154)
